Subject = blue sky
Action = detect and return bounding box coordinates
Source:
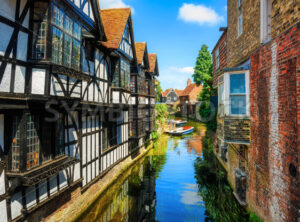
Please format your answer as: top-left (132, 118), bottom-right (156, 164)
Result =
top-left (100, 0), bottom-right (227, 90)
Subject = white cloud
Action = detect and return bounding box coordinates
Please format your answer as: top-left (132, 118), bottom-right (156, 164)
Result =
top-left (178, 3), bottom-right (224, 26)
top-left (170, 66), bottom-right (194, 74)
top-left (224, 5), bottom-right (227, 11)
top-left (99, 0), bottom-right (134, 13)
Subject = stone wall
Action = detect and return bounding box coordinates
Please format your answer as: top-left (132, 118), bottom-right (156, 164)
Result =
top-left (249, 23), bottom-right (299, 222)
top-left (272, 0), bottom-right (300, 38)
top-left (227, 0), bottom-right (261, 67)
top-left (212, 30), bottom-right (228, 87)
top-left (223, 117), bottom-right (250, 143)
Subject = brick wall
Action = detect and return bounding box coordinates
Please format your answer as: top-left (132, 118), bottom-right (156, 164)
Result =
top-left (224, 117), bottom-right (250, 143)
top-left (212, 30), bottom-right (228, 87)
top-left (249, 23), bottom-right (299, 222)
top-left (227, 0), bottom-right (261, 67)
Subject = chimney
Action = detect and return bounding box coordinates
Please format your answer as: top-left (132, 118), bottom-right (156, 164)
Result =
top-left (187, 78), bottom-right (192, 86)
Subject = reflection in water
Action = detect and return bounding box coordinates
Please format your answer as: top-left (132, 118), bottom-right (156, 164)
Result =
top-left (78, 123), bottom-right (248, 222)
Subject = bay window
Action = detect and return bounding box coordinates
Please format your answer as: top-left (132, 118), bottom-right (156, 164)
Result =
top-left (230, 74), bottom-right (246, 115)
top-left (112, 58), bottom-right (130, 90)
top-left (9, 113), bottom-right (65, 172)
top-left (51, 5), bottom-right (81, 70)
top-left (218, 75), bottom-right (225, 116)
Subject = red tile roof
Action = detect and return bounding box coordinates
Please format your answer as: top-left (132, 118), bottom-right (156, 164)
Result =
top-left (135, 42), bottom-right (146, 65)
top-left (148, 53), bottom-right (157, 73)
top-left (180, 83), bottom-right (203, 101)
top-left (175, 89), bottom-right (183, 96)
top-left (161, 89), bottom-right (172, 97)
top-left (100, 8), bottom-right (131, 49)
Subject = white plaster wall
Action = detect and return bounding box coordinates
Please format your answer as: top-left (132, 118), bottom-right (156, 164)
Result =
top-left (87, 164), bottom-right (91, 183)
top-left (25, 186), bottom-right (37, 209)
top-left (82, 166), bottom-right (86, 187)
top-left (113, 91), bottom-right (119, 104)
top-left (14, 65), bottom-right (25, 93)
top-left (0, 0), bottom-right (16, 22)
top-left (31, 68), bottom-right (45, 95)
top-left (103, 83), bottom-right (107, 100)
top-left (269, 42), bottom-right (286, 222)
top-left (83, 2), bottom-right (89, 15)
top-left (74, 162), bottom-right (81, 181)
top-left (11, 191), bottom-right (22, 220)
top-left (88, 84), bottom-right (93, 102)
top-left (0, 170), bottom-right (5, 195)
top-left (82, 81), bottom-right (88, 101)
top-left (50, 76), bottom-right (63, 96)
top-left (0, 114), bottom-right (4, 157)
top-left (103, 155), bottom-right (106, 171)
top-left (39, 181), bottom-right (48, 202)
top-left (17, 31), bottom-right (28, 61)
top-left (0, 63), bottom-right (11, 92)
top-left (0, 200), bottom-right (8, 222)
top-left (82, 137), bottom-right (86, 165)
top-left (74, 0), bottom-right (80, 7)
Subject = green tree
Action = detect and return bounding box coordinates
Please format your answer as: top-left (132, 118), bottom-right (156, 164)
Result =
top-left (193, 44), bottom-right (213, 101)
top-left (156, 80), bottom-right (162, 102)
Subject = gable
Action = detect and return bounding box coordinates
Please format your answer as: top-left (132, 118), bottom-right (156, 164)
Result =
top-left (119, 22), bottom-right (133, 58)
top-left (69, 0), bottom-right (94, 21)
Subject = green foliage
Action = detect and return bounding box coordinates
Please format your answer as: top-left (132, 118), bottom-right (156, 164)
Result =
top-left (193, 44), bottom-right (213, 101)
top-left (156, 80), bottom-right (162, 102)
top-left (194, 134), bottom-right (250, 222)
top-left (155, 103), bottom-right (169, 125)
top-left (249, 213), bottom-right (263, 222)
top-left (199, 101), bottom-right (212, 118)
top-left (151, 130), bottom-right (159, 140)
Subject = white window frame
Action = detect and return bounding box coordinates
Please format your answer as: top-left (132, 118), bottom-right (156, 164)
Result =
top-left (260, 0), bottom-right (272, 43)
top-left (218, 75), bottom-right (225, 116)
top-left (224, 70), bottom-right (250, 117)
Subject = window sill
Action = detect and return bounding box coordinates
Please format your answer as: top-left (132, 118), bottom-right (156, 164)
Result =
top-left (7, 156), bottom-right (78, 187)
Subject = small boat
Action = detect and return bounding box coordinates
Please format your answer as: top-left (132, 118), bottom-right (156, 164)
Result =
top-left (169, 119), bottom-right (187, 127)
top-left (168, 126), bottom-right (194, 136)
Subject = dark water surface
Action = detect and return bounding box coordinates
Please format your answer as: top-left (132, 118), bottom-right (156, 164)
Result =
top-left (77, 123), bottom-right (248, 222)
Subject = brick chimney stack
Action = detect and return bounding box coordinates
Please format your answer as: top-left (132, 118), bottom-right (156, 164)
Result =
top-left (187, 78), bottom-right (192, 86)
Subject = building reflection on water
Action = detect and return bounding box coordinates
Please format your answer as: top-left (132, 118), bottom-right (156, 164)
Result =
top-left (77, 155), bottom-right (158, 222)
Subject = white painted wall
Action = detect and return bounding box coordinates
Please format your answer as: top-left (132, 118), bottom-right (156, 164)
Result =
top-left (0, 170), bottom-right (5, 195)
top-left (31, 68), bottom-right (45, 95)
top-left (0, 63), bottom-right (11, 92)
top-left (14, 65), bottom-right (25, 93)
top-left (0, 200), bottom-right (8, 222)
top-left (11, 192), bottom-right (22, 220)
top-left (19, 0), bottom-right (29, 28)
top-left (17, 31), bottom-right (28, 61)
top-left (113, 91), bottom-right (119, 104)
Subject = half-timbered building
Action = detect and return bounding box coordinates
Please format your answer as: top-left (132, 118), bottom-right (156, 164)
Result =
top-left (0, 1), bottom-right (158, 221)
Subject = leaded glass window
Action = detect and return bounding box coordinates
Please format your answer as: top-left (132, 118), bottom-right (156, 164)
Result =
top-left (51, 4), bottom-right (81, 70)
top-left (11, 117), bottom-right (21, 171)
top-left (52, 27), bottom-right (63, 64)
top-left (26, 115), bottom-right (40, 170)
top-left (230, 74), bottom-right (246, 115)
top-left (63, 34), bottom-right (72, 67)
top-left (64, 15), bottom-right (73, 35)
top-left (32, 2), bottom-right (48, 60)
top-left (72, 39), bottom-right (81, 70)
top-left (53, 5), bottom-right (63, 27)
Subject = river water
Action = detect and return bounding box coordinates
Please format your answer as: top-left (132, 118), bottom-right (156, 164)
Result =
top-left (77, 123), bottom-right (249, 222)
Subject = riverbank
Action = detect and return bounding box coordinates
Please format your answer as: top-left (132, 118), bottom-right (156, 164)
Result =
top-left (44, 142), bottom-right (155, 222)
